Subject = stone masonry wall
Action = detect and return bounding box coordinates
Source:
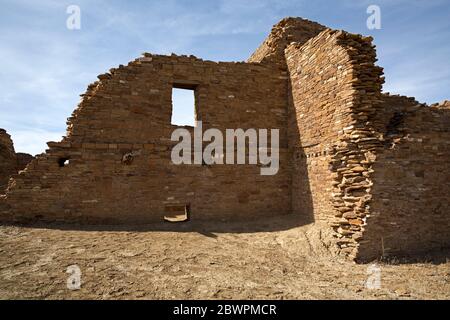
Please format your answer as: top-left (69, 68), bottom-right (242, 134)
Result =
top-left (1, 17), bottom-right (448, 262)
top-left (356, 95), bottom-right (450, 261)
top-left (285, 29), bottom-right (385, 259)
top-left (248, 17), bottom-right (325, 65)
top-left (16, 153), bottom-right (34, 172)
top-left (1, 54), bottom-right (290, 223)
top-left (0, 129), bottom-right (17, 192)
top-left (0, 129), bottom-right (34, 194)
top-left (285, 27), bottom-right (448, 261)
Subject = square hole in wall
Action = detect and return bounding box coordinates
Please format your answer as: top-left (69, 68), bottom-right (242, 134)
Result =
top-left (171, 86), bottom-right (196, 126)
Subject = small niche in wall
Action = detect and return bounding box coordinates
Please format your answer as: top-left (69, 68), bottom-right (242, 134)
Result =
top-left (164, 204), bottom-right (190, 223)
top-left (171, 85), bottom-right (197, 126)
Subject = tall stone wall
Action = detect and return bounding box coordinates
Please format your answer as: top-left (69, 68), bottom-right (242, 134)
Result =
top-left (1, 54), bottom-right (291, 223)
top-left (285, 27), bottom-right (449, 261)
top-left (285, 29), bottom-right (352, 224)
top-left (285, 29), bottom-right (385, 259)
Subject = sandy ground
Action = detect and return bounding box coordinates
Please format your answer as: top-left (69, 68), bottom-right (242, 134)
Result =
top-left (0, 216), bottom-right (448, 300)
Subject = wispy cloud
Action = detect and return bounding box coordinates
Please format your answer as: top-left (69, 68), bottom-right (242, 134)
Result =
top-left (0, 0), bottom-right (449, 154)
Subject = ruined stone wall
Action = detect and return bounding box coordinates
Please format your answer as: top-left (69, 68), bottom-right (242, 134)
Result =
top-left (2, 54), bottom-right (290, 223)
top-left (285, 26), bottom-right (449, 261)
top-left (16, 153), bottom-right (34, 172)
top-left (1, 16), bottom-right (448, 262)
top-left (0, 129), bottom-right (34, 194)
top-left (285, 29), bottom-right (352, 224)
top-left (356, 95), bottom-right (450, 260)
top-left (248, 17), bottom-right (325, 65)
top-left (285, 29), bottom-right (384, 259)
top-left (0, 129), bottom-right (17, 192)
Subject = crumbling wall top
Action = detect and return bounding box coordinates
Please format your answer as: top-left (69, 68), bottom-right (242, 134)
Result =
top-left (248, 17), bottom-right (326, 64)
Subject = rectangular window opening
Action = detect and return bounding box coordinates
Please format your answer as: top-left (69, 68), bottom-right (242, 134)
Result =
top-left (171, 86), bottom-right (196, 126)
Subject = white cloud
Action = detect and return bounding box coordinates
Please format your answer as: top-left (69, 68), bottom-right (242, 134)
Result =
top-left (9, 129), bottom-right (64, 156)
top-left (0, 0), bottom-right (449, 155)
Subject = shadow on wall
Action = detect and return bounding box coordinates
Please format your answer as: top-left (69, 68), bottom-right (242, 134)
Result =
top-left (286, 76), bottom-right (315, 226)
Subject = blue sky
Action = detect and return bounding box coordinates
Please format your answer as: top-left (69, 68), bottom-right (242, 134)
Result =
top-left (1, 0), bottom-right (449, 155)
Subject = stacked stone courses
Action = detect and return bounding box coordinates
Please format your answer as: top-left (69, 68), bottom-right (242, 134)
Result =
top-left (0, 18), bottom-right (448, 262)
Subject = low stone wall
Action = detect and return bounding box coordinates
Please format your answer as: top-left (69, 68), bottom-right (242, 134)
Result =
top-left (356, 95), bottom-right (450, 261)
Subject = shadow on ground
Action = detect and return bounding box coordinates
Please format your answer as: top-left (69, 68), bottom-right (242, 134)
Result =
top-left (0, 213), bottom-right (313, 236)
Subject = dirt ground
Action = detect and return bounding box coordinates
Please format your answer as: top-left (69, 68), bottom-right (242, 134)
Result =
top-left (0, 215), bottom-right (448, 300)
